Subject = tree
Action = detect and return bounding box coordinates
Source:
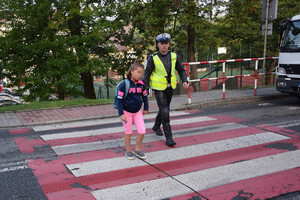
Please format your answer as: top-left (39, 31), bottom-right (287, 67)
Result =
top-left (186, 0), bottom-right (197, 90)
top-left (128, 0), bottom-right (224, 92)
top-left (2, 0), bottom-right (298, 101)
top-left (0, 0), bottom-right (79, 101)
top-left (0, 0), bottom-right (129, 100)
top-left (218, 0), bottom-right (300, 58)
top-left (217, 0), bottom-right (263, 59)
top-left (184, 0), bottom-right (224, 91)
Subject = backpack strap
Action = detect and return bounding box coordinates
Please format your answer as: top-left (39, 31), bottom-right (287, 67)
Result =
top-left (123, 79), bottom-right (130, 99)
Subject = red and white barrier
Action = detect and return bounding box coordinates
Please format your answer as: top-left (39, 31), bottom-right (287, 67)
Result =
top-left (183, 57), bottom-right (279, 104)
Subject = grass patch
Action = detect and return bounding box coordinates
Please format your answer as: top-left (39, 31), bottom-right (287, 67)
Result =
top-left (0, 98), bottom-right (113, 112)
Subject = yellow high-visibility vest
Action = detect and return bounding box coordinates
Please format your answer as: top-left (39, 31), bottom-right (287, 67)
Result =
top-left (150, 52), bottom-right (177, 90)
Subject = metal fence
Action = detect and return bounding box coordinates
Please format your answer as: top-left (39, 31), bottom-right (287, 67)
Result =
top-left (183, 57), bottom-right (279, 104)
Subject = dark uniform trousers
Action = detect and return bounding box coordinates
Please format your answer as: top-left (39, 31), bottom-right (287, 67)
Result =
top-left (153, 86), bottom-right (173, 137)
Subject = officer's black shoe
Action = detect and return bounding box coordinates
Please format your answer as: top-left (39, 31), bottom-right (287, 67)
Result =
top-left (152, 127), bottom-right (163, 136)
top-left (166, 138), bottom-right (176, 146)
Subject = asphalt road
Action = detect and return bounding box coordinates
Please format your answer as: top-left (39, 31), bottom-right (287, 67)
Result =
top-left (200, 97), bottom-right (300, 133)
top-left (0, 97), bottom-right (299, 200)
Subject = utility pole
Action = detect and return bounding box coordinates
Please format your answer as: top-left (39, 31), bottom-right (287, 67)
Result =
top-left (208, 0), bottom-right (213, 90)
top-left (262, 0), bottom-right (270, 85)
top-left (261, 0), bottom-right (278, 85)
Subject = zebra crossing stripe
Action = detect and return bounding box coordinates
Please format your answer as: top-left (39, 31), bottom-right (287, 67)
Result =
top-left (66, 132), bottom-right (289, 177)
top-left (43, 115), bottom-right (243, 148)
top-left (34, 138), bottom-right (300, 195)
top-left (171, 167), bottom-right (300, 200)
top-left (18, 112), bottom-right (299, 200)
top-left (40, 116), bottom-right (216, 141)
top-left (52, 123), bottom-right (246, 155)
top-left (91, 150), bottom-right (300, 200)
top-left (33, 111), bottom-right (190, 132)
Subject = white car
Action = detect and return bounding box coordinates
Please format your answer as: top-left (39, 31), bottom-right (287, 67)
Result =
top-left (0, 96), bottom-right (23, 107)
top-left (0, 92), bottom-right (22, 101)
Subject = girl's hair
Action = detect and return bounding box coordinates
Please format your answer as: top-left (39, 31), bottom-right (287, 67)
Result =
top-left (126, 62), bottom-right (144, 79)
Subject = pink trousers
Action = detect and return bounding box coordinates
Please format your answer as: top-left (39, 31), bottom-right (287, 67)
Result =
top-left (122, 110), bottom-right (146, 135)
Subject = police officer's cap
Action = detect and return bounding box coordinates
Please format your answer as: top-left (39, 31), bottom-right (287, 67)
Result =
top-left (156, 33), bottom-right (171, 42)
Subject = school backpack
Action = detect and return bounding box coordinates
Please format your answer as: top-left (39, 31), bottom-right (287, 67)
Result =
top-left (113, 79), bottom-right (130, 109)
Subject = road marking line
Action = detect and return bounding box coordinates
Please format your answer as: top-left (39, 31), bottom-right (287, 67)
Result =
top-left (265, 120), bottom-right (300, 128)
top-left (52, 123), bottom-right (246, 155)
top-left (41, 116), bottom-right (216, 141)
top-left (258, 103), bottom-right (273, 106)
top-left (91, 150), bottom-right (300, 200)
top-left (0, 161), bottom-right (29, 173)
top-left (33, 111), bottom-right (190, 131)
top-left (66, 132), bottom-right (289, 177)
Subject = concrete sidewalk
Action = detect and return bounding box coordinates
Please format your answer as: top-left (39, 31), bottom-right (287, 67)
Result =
top-left (0, 86), bottom-right (290, 129)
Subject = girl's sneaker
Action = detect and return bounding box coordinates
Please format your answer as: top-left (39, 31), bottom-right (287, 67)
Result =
top-left (125, 151), bottom-right (134, 160)
top-left (133, 149), bottom-right (146, 160)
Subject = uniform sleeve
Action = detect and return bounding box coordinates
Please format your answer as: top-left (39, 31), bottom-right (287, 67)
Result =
top-left (142, 84), bottom-right (149, 111)
top-left (143, 55), bottom-right (155, 90)
top-left (117, 82), bottom-right (125, 116)
top-left (175, 54), bottom-right (188, 83)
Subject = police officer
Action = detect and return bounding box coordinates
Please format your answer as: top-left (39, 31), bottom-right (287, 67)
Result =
top-left (144, 33), bottom-right (188, 146)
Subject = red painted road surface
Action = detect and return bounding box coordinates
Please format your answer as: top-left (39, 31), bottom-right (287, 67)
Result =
top-left (10, 110), bottom-right (300, 200)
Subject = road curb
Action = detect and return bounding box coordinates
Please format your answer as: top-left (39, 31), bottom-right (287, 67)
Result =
top-left (174, 93), bottom-right (291, 111)
top-left (0, 93), bottom-right (293, 129)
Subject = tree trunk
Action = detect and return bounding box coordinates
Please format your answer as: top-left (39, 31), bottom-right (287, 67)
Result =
top-left (56, 75), bottom-right (65, 100)
top-left (68, 0), bottom-right (96, 99)
top-left (187, 0), bottom-right (199, 92)
top-left (265, 59), bottom-right (277, 85)
top-left (81, 72), bottom-right (96, 99)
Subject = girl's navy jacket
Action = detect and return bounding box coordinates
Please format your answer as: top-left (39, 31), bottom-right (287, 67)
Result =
top-left (117, 78), bottom-right (149, 116)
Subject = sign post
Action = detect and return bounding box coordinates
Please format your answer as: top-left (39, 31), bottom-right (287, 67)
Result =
top-left (261, 0), bottom-right (278, 85)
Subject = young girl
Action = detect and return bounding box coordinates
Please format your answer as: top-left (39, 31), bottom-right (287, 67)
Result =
top-left (117, 63), bottom-right (149, 160)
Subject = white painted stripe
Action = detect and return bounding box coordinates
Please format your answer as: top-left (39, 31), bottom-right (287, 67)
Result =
top-left (0, 161), bottom-right (29, 173)
top-left (66, 132), bottom-right (288, 177)
top-left (209, 77), bottom-right (218, 80)
top-left (281, 122), bottom-right (300, 128)
top-left (191, 77), bottom-right (218, 82)
top-left (92, 150), bottom-right (300, 200)
top-left (226, 59), bottom-right (235, 62)
top-left (258, 103), bottom-right (272, 106)
top-left (53, 123), bottom-right (246, 155)
top-left (265, 120), bottom-right (300, 128)
top-left (288, 106), bottom-right (300, 111)
top-left (33, 111), bottom-right (190, 131)
top-left (41, 116), bottom-right (216, 141)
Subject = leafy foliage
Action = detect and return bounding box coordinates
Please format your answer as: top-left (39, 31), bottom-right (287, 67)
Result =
top-left (0, 0), bottom-right (131, 100)
top-left (0, 0), bottom-right (299, 101)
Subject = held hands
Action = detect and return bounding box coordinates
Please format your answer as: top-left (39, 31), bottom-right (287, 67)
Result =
top-left (146, 87), bottom-right (150, 96)
top-left (121, 115), bottom-right (127, 123)
top-left (143, 110), bottom-right (149, 115)
top-left (183, 82), bottom-right (189, 90)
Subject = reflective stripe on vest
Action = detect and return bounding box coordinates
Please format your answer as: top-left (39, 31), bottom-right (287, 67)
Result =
top-left (150, 52), bottom-right (177, 90)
